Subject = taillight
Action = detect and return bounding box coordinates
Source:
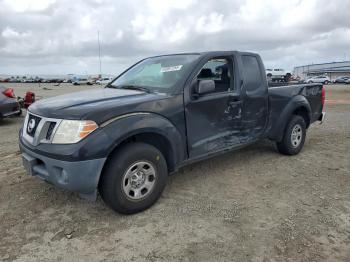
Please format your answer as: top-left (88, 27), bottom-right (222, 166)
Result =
top-left (321, 85), bottom-right (326, 106)
top-left (3, 88), bottom-right (15, 98)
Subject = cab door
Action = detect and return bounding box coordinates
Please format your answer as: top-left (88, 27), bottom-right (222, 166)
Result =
top-left (239, 54), bottom-right (269, 142)
top-left (184, 56), bottom-right (242, 158)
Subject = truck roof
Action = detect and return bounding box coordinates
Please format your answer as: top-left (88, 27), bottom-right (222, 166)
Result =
top-left (147, 51), bottom-right (257, 59)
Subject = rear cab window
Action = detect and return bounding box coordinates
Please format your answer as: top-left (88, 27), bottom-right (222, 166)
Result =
top-left (241, 55), bottom-right (263, 92)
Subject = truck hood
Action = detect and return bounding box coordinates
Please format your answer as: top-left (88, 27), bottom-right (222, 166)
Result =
top-left (29, 88), bottom-right (166, 122)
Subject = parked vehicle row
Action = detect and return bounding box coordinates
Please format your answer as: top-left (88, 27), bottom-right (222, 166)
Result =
top-left (265, 74), bottom-right (350, 85)
top-left (304, 76), bottom-right (350, 85)
top-left (0, 77), bottom-right (116, 85)
top-left (0, 77), bottom-right (69, 83)
top-left (72, 77), bottom-right (114, 85)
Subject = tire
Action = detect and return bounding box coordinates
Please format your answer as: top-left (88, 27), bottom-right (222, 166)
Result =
top-left (324, 80), bottom-right (329, 85)
top-left (99, 142), bottom-right (168, 214)
top-left (276, 115), bottom-right (306, 155)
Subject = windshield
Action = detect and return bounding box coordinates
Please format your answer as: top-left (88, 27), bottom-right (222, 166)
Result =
top-left (109, 54), bottom-right (199, 93)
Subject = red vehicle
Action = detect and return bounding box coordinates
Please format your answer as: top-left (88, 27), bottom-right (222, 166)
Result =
top-left (0, 86), bottom-right (21, 119)
top-left (23, 92), bottom-right (35, 109)
top-left (0, 86), bottom-right (36, 120)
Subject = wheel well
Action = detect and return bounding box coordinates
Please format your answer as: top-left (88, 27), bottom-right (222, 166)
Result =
top-left (106, 132), bottom-right (176, 173)
top-left (293, 107), bottom-right (310, 128)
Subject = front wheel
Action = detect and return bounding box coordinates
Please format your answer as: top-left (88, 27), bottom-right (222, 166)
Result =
top-left (99, 142), bottom-right (168, 214)
top-left (276, 115), bottom-right (306, 155)
top-left (324, 80), bottom-right (329, 85)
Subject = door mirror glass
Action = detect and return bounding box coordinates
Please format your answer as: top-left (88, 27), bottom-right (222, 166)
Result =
top-left (197, 80), bottom-right (215, 95)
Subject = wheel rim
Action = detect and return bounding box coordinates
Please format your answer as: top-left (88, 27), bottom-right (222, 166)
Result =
top-left (291, 124), bottom-right (303, 148)
top-left (122, 161), bottom-right (156, 201)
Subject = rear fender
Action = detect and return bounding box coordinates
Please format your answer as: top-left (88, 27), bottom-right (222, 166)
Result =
top-left (269, 95), bottom-right (311, 142)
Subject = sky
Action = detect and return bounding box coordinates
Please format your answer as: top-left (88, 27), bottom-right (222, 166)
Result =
top-left (0, 0), bottom-right (350, 76)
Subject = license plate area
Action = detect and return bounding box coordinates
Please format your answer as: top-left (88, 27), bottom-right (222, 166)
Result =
top-left (22, 153), bottom-right (38, 176)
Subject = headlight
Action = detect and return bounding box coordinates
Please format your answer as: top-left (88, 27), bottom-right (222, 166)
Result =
top-left (52, 120), bottom-right (98, 144)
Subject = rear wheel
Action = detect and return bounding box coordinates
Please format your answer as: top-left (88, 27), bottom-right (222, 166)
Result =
top-left (276, 115), bottom-right (306, 155)
top-left (99, 142), bottom-right (168, 214)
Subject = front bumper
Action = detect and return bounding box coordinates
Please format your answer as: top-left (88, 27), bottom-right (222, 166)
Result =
top-left (19, 140), bottom-right (106, 200)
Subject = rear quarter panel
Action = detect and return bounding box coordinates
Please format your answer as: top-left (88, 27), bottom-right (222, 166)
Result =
top-left (266, 83), bottom-right (323, 141)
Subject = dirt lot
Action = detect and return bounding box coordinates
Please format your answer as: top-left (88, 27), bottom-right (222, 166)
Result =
top-left (0, 83), bottom-right (349, 262)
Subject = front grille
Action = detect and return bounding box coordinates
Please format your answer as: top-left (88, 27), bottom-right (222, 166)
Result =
top-left (26, 114), bottom-right (42, 137)
top-left (23, 113), bottom-right (61, 146)
top-left (46, 122), bottom-right (56, 140)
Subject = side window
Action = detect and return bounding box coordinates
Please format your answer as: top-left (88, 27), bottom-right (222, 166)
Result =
top-left (242, 55), bottom-right (262, 92)
top-left (197, 57), bottom-right (233, 93)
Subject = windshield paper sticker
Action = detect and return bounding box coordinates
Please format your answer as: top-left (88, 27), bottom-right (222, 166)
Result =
top-left (161, 65), bottom-right (183, 73)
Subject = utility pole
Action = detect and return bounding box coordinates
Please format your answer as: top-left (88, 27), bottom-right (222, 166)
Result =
top-left (98, 30), bottom-right (102, 77)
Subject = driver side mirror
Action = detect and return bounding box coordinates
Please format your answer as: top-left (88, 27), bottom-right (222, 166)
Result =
top-left (196, 80), bottom-right (215, 95)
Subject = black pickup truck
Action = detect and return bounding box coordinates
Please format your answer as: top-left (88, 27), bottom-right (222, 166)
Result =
top-left (19, 51), bottom-right (325, 214)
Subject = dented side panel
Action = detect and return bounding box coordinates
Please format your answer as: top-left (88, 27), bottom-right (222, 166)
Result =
top-left (237, 53), bottom-right (269, 143)
top-left (185, 92), bottom-right (242, 158)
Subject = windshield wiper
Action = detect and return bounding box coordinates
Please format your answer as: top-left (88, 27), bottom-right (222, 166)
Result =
top-left (114, 85), bottom-right (151, 93)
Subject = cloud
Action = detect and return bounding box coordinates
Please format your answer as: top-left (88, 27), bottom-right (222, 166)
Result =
top-left (0, 0), bottom-right (350, 75)
top-left (2, 0), bottom-right (56, 12)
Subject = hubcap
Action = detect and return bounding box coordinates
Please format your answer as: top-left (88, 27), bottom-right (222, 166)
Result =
top-left (122, 161), bottom-right (156, 201)
top-left (291, 124), bottom-right (303, 148)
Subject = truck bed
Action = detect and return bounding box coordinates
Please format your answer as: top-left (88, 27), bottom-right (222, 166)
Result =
top-left (266, 83), bottom-right (324, 140)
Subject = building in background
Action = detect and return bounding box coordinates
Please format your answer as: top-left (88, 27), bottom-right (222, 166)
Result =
top-left (293, 61), bottom-right (350, 81)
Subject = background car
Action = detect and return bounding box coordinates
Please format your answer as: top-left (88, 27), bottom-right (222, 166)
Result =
top-left (266, 68), bottom-right (289, 82)
top-left (333, 76), bottom-right (350, 83)
top-left (0, 86), bottom-right (21, 119)
top-left (96, 77), bottom-right (113, 85)
top-left (307, 75), bottom-right (330, 84)
top-left (72, 78), bottom-right (89, 85)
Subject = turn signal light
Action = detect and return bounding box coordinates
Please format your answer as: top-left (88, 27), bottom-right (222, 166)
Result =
top-left (79, 121), bottom-right (99, 139)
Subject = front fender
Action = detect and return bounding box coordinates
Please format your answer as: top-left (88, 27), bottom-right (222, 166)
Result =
top-left (101, 113), bottom-right (186, 168)
top-left (269, 95), bottom-right (311, 142)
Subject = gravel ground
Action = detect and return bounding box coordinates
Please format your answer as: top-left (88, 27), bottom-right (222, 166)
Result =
top-left (0, 83), bottom-right (349, 262)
